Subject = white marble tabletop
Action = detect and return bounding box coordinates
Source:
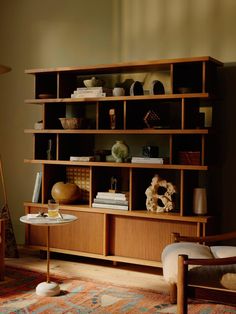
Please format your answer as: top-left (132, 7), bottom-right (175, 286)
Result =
top-left (20, 214), bottom-right (77, 226)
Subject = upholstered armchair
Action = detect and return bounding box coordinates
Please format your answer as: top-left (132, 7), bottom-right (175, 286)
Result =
top-left (161, 231), bottom-right (236, 314)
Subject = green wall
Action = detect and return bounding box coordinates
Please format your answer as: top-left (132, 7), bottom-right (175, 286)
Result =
top-left (0, 0), bottom-right (236, 243)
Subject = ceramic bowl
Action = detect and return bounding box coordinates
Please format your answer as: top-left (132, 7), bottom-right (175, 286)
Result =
top-left (83, 77), bottom-right (102, 88)
top-left (59, 117), bottom-right (84, 129)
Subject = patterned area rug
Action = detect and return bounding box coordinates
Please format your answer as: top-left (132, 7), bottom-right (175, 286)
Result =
top-left (0, 266), bottom-right (236, 313)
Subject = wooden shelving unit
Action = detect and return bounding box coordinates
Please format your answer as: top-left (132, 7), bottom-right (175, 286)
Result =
top-left (24, 56), bottom-right (222, 267)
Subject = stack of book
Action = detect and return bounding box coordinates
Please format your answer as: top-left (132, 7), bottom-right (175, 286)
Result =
top-left (92, 192), bottom-right (129, 210)
top-left (70, 156), bottom-right (95, 162)
top-left (71, 87), bottom-right (112, 98)
top-left (131, 156), bottom-right (164, 164)
top-left (32, 171), bottom-right (42, 203)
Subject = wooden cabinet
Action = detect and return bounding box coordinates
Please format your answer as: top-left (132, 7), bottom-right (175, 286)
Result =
top-left (24, 56), bottom-right (222, 267)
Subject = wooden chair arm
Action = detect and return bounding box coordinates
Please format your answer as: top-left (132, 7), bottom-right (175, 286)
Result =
top-left (172, 231), bottom-right (236, 244)
top-left (177, 254), bottom-right (236, 314)
top-left (182, 255), bottom-right (236, 267)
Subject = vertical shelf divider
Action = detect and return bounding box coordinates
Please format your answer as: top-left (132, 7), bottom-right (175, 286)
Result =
top-left (129, 167), bottom-right (133, 211)
top-left (202, 61), bottom-right (206, 93)
top-left (96, 101), bottom-right (99, 130)
top-left (169, 134), bottom-right (173, 164)
top-left (181, 98), bottom-right (185, 130)
top-left (123, 100), bottom-right (127, 130)
top-left (170, 63), bottom-right (174, 93)
top-left (201, 134), bottom-right (205, 166)
top-left (43, 104), bottom-right (46, 128)
top-left (103, 213), bottom-right (109, 256)
top-left (57, 72), bottom-right (60, 98)
top-left (89, 166), bottom-right (93, 207)
top-left (179, 169), bottom-right (184, 216)
top-left (56, 134), bottom-right (59, 160)
top-left (42, 164), bottom-right (45, 204)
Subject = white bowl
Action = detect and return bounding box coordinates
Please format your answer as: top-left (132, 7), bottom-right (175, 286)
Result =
top-left (83, 77), bottom-right (98, 88)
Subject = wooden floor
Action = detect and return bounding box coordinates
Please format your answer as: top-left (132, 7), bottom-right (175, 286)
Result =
top-left (5, 246), bottom-right (170, 294)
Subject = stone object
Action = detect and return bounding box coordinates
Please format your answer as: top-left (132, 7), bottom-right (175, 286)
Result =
top-left (145, 174), bottom-right (176, 212)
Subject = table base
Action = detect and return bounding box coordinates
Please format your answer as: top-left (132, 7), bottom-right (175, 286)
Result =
top-left (36, 281), bottom-right (60, 296)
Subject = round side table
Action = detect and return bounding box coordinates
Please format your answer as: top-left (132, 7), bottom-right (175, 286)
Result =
top-left (20, 214), bottom-right (77, 296)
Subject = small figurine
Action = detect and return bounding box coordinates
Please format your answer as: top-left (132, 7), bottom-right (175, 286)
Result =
top-left (109, 176), bottom-right (118, 192)
top-left (46, 139), bottom-right (53, 160)
top-left (109, 108), bottom-right (116, 129)
top-left (145, 174), bottom-right (176, 212)
top-left (143, 110), bottom-right (160, 128)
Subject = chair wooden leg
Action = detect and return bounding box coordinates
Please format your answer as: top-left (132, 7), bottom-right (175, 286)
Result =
top-left (177, 255), bottom-right (188, 314)
top-left (169, 283), bottom-right (177, 303)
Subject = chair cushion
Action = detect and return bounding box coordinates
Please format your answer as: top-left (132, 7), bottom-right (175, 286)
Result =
top-left (221, 273), bottom-right (236, 290)
top-left (161, 242), bottom-right (213, 283)
top-left (210, 246), bottom-right (236, 258)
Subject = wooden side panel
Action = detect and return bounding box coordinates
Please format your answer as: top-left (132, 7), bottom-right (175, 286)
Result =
top-left (109, 216), bottom-right (198, 261)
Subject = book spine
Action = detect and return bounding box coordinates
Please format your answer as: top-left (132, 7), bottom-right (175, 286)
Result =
top-left (70, 156), bottom-right (95, 161)
top-left (77, 87), bottom-right (103, 91)
top-left (72, 92), bottom-right (106, 98)
top-left (96, 195), bottom-right (127, 200)
top-left (32, 172), bottom-right (42, 203)
top-left (97, 192), bottom-right (128, 198)
top-left (131, 157), bottom-right (164, 161)
top-left (92, 203), bottom-right (128, 210)
top-left (93, 198), bottom-right (128, 205)
top-left (131, 157), bottom-right (164, 164)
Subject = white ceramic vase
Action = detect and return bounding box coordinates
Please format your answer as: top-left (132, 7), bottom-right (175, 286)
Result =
top-left (113, 87), bottom-right (125, 96)
top-left (193, 188), bottom-right (207, 215)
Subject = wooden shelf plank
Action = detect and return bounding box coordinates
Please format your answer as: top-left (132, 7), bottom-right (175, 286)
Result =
top-left (25, 56), bottom-right (223, 74)
top-left (24, 93), bottom-right (211, 104)
top-left (23, 159), bottom-right (208, 170)
top-left (24, 129), bottom-right (210, 135)
top-left (24, 202), bottom-right (211, 223)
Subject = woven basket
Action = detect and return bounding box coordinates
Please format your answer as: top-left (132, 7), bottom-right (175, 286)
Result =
top-left (59, 117), bottom-right (84, 129)
top-left (179, 151), bottom-right (201, 165)
top-left (66, 166), bottom-right (90, 202)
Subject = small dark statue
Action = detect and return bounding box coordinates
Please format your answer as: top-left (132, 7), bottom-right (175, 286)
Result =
top-left (110, 176), bottom-right (118, 191)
